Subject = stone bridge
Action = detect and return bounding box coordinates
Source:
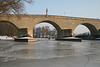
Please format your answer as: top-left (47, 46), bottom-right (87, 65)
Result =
top-left (0, 14), bottom-right (100, 39)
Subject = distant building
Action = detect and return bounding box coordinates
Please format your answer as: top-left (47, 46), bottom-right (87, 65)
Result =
top-left (33, 26), bottom-right (57, 38)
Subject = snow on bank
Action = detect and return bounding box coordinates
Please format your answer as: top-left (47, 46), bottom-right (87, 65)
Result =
top-left (96, 38), bottom-right (100, 40)
top-left (0, 36), bottom-right (14, 41)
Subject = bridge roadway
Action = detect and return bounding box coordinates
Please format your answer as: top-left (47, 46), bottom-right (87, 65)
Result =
top-left (0, 14), bottom-right (100, 39)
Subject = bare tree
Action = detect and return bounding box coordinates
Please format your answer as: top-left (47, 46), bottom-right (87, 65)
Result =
top-left (0, 0), bottom-right (33, 14)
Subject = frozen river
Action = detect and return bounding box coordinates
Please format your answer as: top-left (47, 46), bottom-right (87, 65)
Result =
top-left (0, 38), bottom-right (100, 67)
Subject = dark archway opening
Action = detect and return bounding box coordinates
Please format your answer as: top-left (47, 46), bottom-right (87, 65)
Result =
top-left (82, 23), bottom-right (98, 36)
top-left (0, 21), bottom-right (19, 37)
top-left (74, 23), bottom-right (98, 39)
top-left (33, 20), bottom-right (62, 39)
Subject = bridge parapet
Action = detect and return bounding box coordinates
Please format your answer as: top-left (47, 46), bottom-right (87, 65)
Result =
top-left (0, 14), bottom-right (100, 21)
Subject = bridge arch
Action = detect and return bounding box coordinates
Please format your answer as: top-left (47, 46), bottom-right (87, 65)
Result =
top-left (0, 20), bottom-right (19, 36)
top-left (81, 23), bottom-right (98, 35)
top-left (74, 23), bottom-right (98, 36)
top-left (35, 20), bottom-right (62, 38)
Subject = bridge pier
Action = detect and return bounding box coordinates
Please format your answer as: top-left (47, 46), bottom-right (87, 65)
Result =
top-left (18, 28), bottom-right (33, 38)
top-left (94, 29), bottom-right (100, 38)
top-left (18, 28), bottom-right (27, 37)
top-left (56, 29), bottom-right (72, 39)
top-left (27, 28), bottom-right (33, 37)
top-left (98, 29), bottom-right (100, 36)
top-left (61, 29), bottom-right (72, 37)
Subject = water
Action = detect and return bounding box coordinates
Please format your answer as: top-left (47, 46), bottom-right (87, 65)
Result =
top-left (0, 38), bottom-right (100, 67)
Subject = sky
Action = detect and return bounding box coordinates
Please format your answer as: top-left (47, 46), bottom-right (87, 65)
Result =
top-left (25, 0), bottom-right (100, 19)
top-left (73, 25), bottom-right (91, 35)
top-left (24, 0), bottom-right (100, 34)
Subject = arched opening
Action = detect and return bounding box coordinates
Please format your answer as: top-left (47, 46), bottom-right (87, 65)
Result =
top-left (0, 21), bottom-right (19, 37)
top-left (81, 23), bottom-right (98, 35)
top-left (73, 23), bottom-right (98, 39)
top-left (33, 20), bottom-right (62, 39)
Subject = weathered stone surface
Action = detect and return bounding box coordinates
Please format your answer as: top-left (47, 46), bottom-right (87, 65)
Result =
top-left (0, 14), bottom-right (99, 38)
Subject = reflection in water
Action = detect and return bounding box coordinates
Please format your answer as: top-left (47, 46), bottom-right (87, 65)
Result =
top-left (54, 41), bottom-right (75, 56)
top-left (0, 39), bottom-right (100, 61)
top-left (28, 42), bottom-right (34, 55)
